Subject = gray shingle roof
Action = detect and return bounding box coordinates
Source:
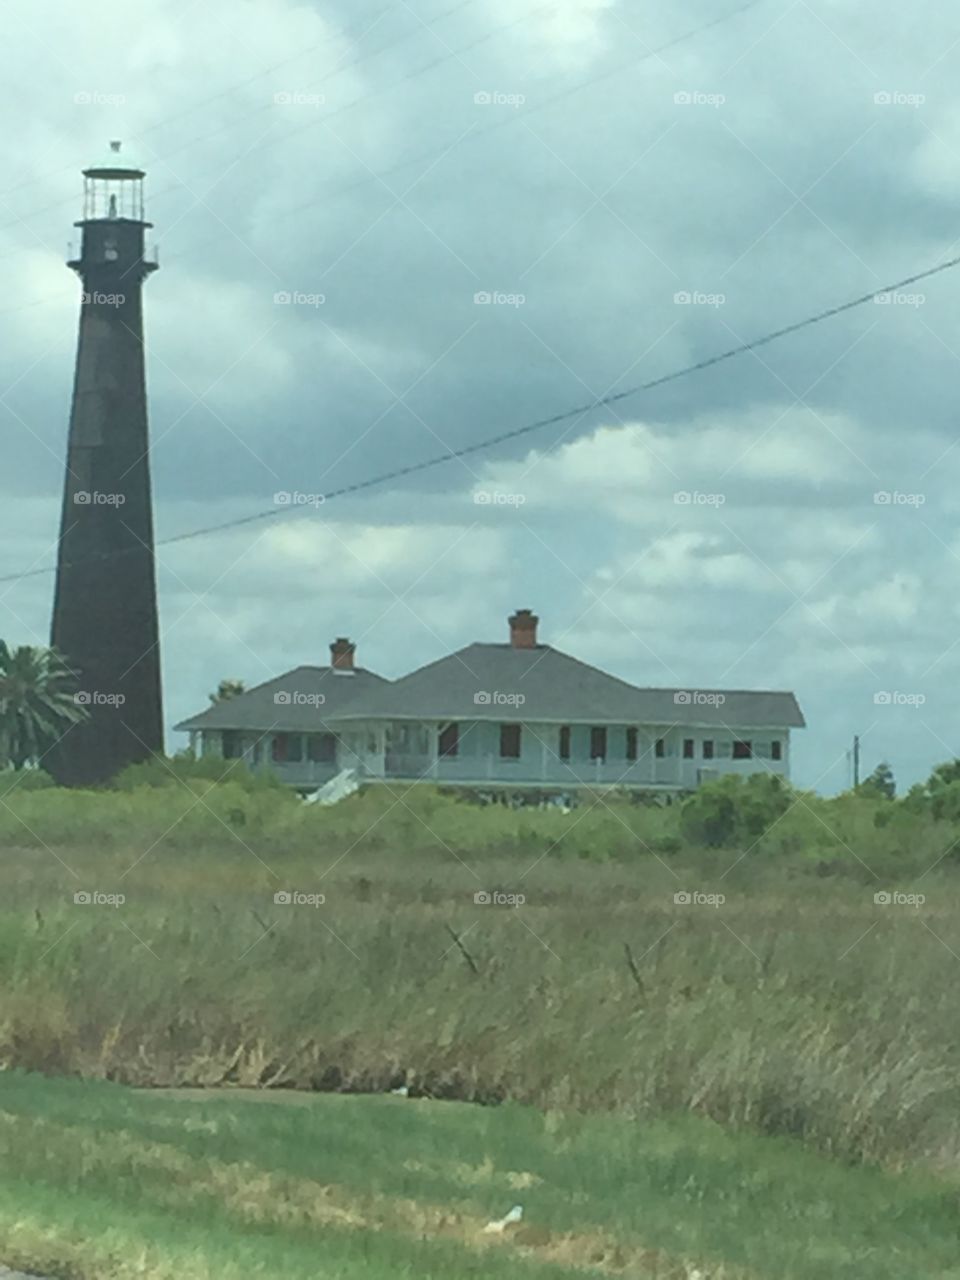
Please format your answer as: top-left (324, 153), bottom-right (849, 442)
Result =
top-left (326, 644), bottom-right (805, 729)
top-left (174, 665), bottom-right (389, 733)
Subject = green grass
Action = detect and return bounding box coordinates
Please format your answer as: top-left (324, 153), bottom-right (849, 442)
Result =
top-left (0, 781), bottom-right (959, 1169)
top-left (1, 1072), bottom-right (959, 1279)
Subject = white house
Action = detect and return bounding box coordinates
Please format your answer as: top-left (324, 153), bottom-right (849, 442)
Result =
top-left (176, 611), bottom-right (805, 794)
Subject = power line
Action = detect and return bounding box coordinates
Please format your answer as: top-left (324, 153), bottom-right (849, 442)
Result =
top-left (0, 0), bottom-right (486, 242)
top-left (163, 0), bottom-right (776, 263)
top-left (0, 0), bottom-right (403, 210)
top-left (0, 0), bottom-right (772, 263)
top-left (2, 251), bottom-right (955, 587)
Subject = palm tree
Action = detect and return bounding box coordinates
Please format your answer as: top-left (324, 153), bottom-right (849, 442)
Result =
top-left (209, 677), bottom-right (246, 705)
top-left (0, 641), bottom-right (87, 771)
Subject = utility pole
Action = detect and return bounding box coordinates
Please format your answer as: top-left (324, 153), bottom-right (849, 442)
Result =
top-left (852, 734), bottom-right (860, 788)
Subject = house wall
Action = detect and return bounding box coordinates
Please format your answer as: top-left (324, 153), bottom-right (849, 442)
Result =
top-left (198, 721), bottom-right (791, 791)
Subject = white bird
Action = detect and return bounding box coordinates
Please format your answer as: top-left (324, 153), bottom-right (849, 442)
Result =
top-left (389, 1085), bottom-right (409, 1097)
top-left (482, 1204), bottom-right (524, 1234)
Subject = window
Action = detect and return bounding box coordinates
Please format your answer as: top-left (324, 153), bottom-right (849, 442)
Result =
top-left (590, 727), bottom-right (607, 760)
top-left (771, 739), bottom-right (782, 762)
top-left (626, 727), bottom-right (638, 761)
top-left (702, 740), bottom-right (714, 759)
top-left (559, 725), bottom-right (571, 760)
top-left (683, 738), bottom-right (695, 759)
top-left (655, 738), bottom-right (665, 758)
top-left (438, 722), bottom-right (459, 758)
top-left (717, 740), bottom-right (732, 758)
top-left (500, 724), bottom-right (521, 759)
top-left (733, 740), bottom-right (752, 760)
top-left (271, 733), bottom-right (292, 763)
top-left (307, 733), bottom-right (337, 763)
top-left (222, 730), bottom-right (242, 759)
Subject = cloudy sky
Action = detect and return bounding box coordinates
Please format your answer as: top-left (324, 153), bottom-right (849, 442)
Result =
top-left (3, 0), bottom-right (960, 792)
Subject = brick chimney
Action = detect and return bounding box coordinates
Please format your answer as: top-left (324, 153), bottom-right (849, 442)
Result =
top-left (330, 637), bottom-right (356, 672)
top-left (508, 609), bottom-right (539, 649)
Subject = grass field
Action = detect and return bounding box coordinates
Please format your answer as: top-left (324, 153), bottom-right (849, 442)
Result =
top-left (2, 1072), bottom-right (960, 1279)
top-left (2, 770), bottom-right (959, 1275)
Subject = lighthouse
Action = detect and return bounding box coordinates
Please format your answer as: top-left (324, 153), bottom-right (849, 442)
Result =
top-left (47, 142), bottom-right (163, 786)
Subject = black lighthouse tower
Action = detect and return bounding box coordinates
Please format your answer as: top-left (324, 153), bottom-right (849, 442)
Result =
top-left (48, 142), bottom-right (163, 786)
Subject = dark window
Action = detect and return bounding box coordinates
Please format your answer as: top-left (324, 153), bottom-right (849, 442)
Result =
top-left (438, 722), bottom-right (459, 758)
top-left (655, 738), bottom-right (665, 758)
top-left (500, 724), bottom-right (521, 759)
top-left (277, 733), bottom-right (303, 763)
top-left (626, 727), bottom-right (638, 761)
top-left (702, 740), bottom-right (714, 759)
top-left (683, 738), bottom-right (695, 759)
top-left (222, 730), bottom-right (242, 759)
top-left (733, 740), bottom-right (752, 760)
top-left (590, 727), bottom-right (607, 760)
top-left (771, 739), bottom-right (782, 761)
top-left (307, 733), bottom-right (337, 763)
top-left (559, 725), bottom-right (571, 760)
top-left (270, 733), bottom-right (286, 763)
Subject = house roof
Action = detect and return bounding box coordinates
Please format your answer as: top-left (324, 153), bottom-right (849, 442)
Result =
top-left (174, 665), bottom-right (389, 733)
top-left (325, 644), bottom-right (805, 729)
